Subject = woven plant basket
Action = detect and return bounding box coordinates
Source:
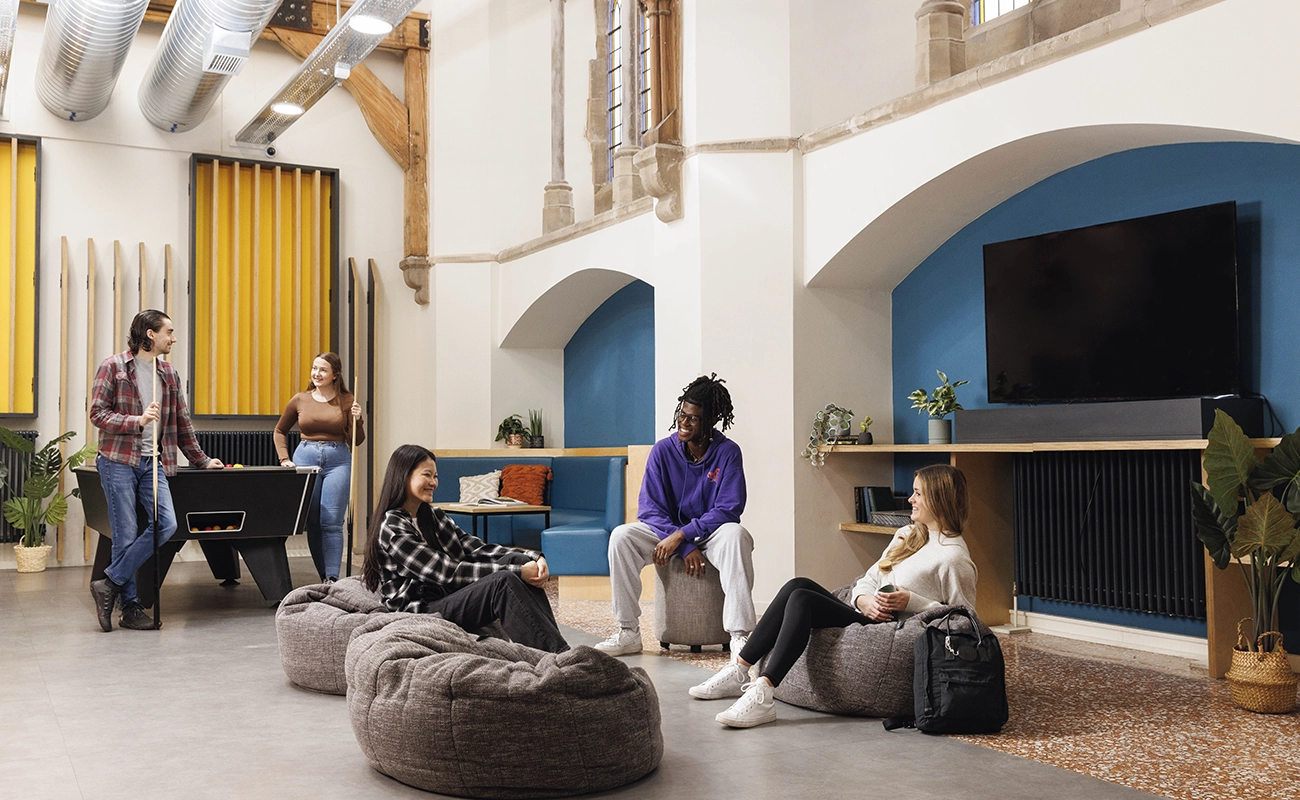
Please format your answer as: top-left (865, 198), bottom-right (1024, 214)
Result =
top-left (1225, 620), bottom-right (1298, 714)
top-left (14, 543), bottom-right (52, 573)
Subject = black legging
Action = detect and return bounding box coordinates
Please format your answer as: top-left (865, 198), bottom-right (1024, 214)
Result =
top-left (427, 552), bottom-right (570, 653)
top-left (737, 577), bottom-right (872, 687)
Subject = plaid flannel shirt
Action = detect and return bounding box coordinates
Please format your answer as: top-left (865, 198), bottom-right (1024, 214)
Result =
top-left (89, 351), bottom-right (210, 476)
top-left (376, 506), bottom-right (524, 613)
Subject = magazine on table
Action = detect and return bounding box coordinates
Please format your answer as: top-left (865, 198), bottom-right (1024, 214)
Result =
top-left (477, 496), bottom-right (527, 505)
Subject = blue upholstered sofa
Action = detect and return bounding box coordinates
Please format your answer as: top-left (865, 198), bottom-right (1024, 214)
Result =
top-left (431, 455), bottom-right (627, 576)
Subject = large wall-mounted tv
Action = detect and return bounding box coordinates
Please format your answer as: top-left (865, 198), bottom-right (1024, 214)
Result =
top-left (983, 201), bottom-right (1240, 404)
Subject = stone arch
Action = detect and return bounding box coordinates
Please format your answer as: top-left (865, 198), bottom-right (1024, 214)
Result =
top-left (499, 268), bottom-right (645, 349)
top-left (807, 124), bottom-right (1290, 293)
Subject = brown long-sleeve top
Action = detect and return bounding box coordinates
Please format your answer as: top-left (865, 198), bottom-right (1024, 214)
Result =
top-left (274, 391), bottom-right (366, 461)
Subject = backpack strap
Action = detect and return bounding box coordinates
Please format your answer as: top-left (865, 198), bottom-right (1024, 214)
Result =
top-left (882, 715), bottom-right (915, 731)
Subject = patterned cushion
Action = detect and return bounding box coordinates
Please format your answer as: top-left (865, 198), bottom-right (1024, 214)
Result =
top-left (501, 464), bottom-right (552, 505)
top-left (459, 471), bottom-right (501, 503)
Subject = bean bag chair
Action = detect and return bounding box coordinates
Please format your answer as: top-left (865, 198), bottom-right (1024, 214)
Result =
top-left (771, 587), bottom-right (962, 717)
top-left (275, 577), bottom-right (412, 695)
top-left (346, 615), bottom-right (663, 798)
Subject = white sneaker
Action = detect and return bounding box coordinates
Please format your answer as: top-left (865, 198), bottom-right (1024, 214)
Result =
top-left (688, 662), bottom-right (748, 700)
top-left (593, 628), bottom-right (642, 656)
top-left (715, 680), bottom-right (777, 728)
top-left (729, 634), bottom-right (749, 662)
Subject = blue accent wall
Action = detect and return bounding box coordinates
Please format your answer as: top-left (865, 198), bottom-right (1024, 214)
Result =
top-left (891, 142), bottom-right (1300, 636)
top-left (564, 280), bottom-right (656, 447)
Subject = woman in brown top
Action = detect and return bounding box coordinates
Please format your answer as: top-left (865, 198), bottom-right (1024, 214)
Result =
top-left (275, 352), bottom-right (365, 582)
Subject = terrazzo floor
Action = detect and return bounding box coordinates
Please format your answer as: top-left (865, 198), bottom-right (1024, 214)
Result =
top-left (549, 587), bottom-right (1300, 800)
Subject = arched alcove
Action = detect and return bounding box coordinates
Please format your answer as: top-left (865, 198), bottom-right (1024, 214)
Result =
top-left (499, 268), bottom-right (640, 349)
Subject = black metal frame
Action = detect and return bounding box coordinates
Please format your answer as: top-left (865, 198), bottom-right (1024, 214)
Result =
top-left (186, 152), bottom-right (341, 420)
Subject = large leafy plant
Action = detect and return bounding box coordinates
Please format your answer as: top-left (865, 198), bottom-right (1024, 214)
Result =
top-left (0, 428), bottom-right (97, 548)
top-left (1189, 410), bottom-right (1300, 652)
top-left (908, 370), bottom-right (969, 420)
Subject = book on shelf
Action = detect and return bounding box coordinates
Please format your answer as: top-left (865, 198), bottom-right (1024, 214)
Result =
top-left (870, 511), bottom-right (913, 528)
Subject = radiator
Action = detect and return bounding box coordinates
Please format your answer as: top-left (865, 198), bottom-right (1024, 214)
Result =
top-left (0, 430), bottom-right (40, 544)
top-left (194, 430), bottom-right (300, 468)
top-left (1014, 450), bottom-right (1206, 620)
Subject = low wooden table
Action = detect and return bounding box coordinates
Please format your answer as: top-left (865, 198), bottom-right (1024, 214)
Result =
top-left (434, 502), bottom-right (551, 542)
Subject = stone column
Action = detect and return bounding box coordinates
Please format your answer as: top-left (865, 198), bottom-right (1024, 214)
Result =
top-left (543, 0), bottom-right (574, 233)
top-left (612, 0), bottom-right (644, 206)
top-left (915, 0), bottom-right (967, 87)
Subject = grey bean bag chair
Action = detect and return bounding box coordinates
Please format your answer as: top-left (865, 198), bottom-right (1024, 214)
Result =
top-left (772, 587), bottom-right (962, 717)
top-left (276, 577), bottom-right (411, 695)
top-left (346, 615), bottom-right (663, 798)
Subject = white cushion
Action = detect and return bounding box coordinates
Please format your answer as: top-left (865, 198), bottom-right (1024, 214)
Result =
top-left (458, 471), bottom-right (501, 503)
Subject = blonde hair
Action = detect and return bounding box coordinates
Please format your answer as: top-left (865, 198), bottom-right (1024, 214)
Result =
top-left (878, 464), bottom-right (969, 573)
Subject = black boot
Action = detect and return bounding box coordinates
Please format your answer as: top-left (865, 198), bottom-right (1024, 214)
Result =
top-left (89, 577), bottom-right (121, 632)
top-left (120, 602), bottom-right (159, 631)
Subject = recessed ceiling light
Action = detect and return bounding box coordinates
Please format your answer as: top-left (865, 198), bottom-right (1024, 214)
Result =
top-left (271, 101), bottom-right (304, 116)
top-left (348, 15), bottom-right (393, 36)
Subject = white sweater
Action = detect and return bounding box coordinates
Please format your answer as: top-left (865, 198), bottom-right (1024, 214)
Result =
top-left (850, 526), bottom-right (978, 616)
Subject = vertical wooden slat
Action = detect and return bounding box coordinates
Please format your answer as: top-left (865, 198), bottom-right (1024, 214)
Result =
top-left (7, 137), bottom-right (16, 412)
top-left (164, 244), bottom-right (174, 320)
top-left (293, 167), bottom-right (302, 388)
top-left (113, 241), bottom-right (123, 353)
top-left (210, 159), bottom-right (219, 413)
top-left (273, 166), bottom-right (282, 404)
top-left (252, 163), bottom-right (261, 414)
top-left (138, 243), bottom-right (147, 310)
top-left (84, 239), bottom-right (96, 561)
top-left (311, 169), bottom-right (321, 359)
top-left (58, 237), bottom-right (69, 562)
top-left (231, 161), bottom-right (241, 414)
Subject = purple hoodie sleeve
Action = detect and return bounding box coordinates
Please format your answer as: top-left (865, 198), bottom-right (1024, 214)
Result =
top-left (637, 443), bottom-right (679, 541)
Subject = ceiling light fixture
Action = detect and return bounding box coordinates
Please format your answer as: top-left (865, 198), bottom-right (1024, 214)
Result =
top-left (235, 0), bottom-right (419, 148)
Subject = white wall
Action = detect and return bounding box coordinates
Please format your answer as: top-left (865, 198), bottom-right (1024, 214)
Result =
top-left (789, 0), bottom-right (917, 135)
top-left (3, 6), bottom-right (411, 567)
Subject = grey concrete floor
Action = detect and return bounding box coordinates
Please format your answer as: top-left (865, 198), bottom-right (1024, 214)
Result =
top-left (2, 559), bottom-right (1156, 800)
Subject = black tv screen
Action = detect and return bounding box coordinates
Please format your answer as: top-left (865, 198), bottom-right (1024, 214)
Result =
top-left (983, 202), bottom-right (1240, 403)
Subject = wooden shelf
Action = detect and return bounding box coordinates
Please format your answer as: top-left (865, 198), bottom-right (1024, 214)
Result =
top-left (819, 438), bottom-right (1282, 454)
top-left (840, 523), bottom-right (897, 535)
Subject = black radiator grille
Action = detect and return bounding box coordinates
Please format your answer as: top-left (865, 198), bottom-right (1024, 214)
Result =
top-left (195, 430), bottom-right (300, 468)
top-left (0, 430), bottom-right (40, 544)
top-left (1014, 450), bottom-right (1206, 620)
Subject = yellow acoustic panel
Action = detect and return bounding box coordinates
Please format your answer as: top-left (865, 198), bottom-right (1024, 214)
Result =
top-left (0, 138), bottom-right (38, 416)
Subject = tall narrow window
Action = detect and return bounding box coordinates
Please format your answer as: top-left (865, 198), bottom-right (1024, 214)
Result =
top-left (190, 155), bottom-right (338, 417)
top-left (606, 0), bottom-right (649, 182)
top-left (971, 0), bottom-right (1033, 25)
top-left (0, 135), bottom-right (38, 416)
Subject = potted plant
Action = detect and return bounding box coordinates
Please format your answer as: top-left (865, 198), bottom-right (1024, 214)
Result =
top-left (800, 404), bottom-right (853, 467)
top-left (857, 416), bottom-right (874, 445)
top-left (1, 428), bottom-right (97, 573)
top-left (908, 370), bottom-right (969, 444)
top-left (1189, 409), bottom-right (1300, 712)
top-left (527, 409), bottom-right (545, 449)
top-left (495, 414), bottom-right (527, 448)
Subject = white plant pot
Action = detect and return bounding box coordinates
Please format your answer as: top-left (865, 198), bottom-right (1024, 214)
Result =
top-left (928, 418), bottom-right (952, 445)
top-left (14, 543), bottom-right (52, 573)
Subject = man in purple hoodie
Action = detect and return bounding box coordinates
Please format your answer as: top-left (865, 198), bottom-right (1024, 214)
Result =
top-left (594, 374), bottom-right (755, 667)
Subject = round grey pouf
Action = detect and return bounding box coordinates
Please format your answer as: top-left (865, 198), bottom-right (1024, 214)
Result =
top-left (346, 615), bottom-right (663, 798)
top-left (275, 577), bottom-right (406, 695)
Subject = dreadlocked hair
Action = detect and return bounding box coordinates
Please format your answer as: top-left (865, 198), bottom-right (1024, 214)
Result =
top-left (671, 373), bottom-right (736, 432)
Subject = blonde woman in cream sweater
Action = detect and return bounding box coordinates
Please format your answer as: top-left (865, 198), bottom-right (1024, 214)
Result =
top-left (689, 464), bottom-right (977, 728)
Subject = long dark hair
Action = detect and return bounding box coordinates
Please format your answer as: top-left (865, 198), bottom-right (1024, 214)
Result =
top-left (128, 310), bottom-right (169, 354)
top-left (306, 352), bottom-right (349, 395)
top-left (671, 373), bottom-right (735, 432)
top-left (880, 464), bottom-right (969, 573)
top-left (362, 444), bottom-right (437, 591)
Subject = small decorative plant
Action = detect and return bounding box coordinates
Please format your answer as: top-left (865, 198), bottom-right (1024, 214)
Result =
top-left (909, 370), bottom-right (969, 420)
top-left (0, 428), bottom-right (97, 549)
top-left (495, 414), bottom-right (527, 445)
top-left (859, 416), bottom-right (873, 433)
top-left (528, 409), bottom-right (543, 438)
top-left (1190, 410), bottom-right (1300, 651)
top-left (800, 404), bottom-right (854, 467)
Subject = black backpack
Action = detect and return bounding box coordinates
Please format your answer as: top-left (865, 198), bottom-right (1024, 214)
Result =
top-left (884, 606), bottom-right (1009, 734)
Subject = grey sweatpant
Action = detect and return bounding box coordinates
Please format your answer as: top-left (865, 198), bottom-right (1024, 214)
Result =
top-left (607, 521), bottom-right (756, 636)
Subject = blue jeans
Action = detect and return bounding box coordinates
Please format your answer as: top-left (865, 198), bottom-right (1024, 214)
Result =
top-left (97, 454), bottom-right (178, 605)
top-left (292, 440), bottom-right (351, 580)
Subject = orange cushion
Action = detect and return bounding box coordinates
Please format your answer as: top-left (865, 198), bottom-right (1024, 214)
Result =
top-left (501, 464), bottom-right (552, 506)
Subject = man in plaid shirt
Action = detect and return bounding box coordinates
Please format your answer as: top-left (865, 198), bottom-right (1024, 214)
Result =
top-left (88, 310), bottom-right (223, 632)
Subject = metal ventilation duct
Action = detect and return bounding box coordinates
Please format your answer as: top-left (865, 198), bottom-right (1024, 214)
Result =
top-left (34, 0), bottom-right (150, 122)
top-left (138, 0), bottom-right (282, 133)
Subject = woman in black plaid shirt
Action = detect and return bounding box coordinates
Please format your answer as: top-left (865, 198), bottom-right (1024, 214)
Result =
top-left (361, 444), bottom-right (569, 652)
